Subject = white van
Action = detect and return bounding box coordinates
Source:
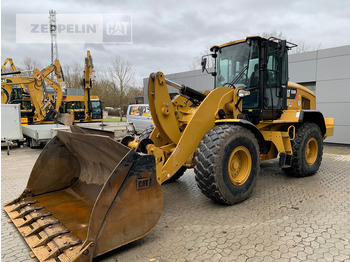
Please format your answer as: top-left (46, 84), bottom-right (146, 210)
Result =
top-left (126, 104), bottom-right (153, 133)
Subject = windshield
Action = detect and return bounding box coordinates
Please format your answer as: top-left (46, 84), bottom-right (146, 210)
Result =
top-left (216, 41), bottom-right (259, 89)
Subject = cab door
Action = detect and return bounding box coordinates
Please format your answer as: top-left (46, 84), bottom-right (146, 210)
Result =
top-left (261, 40), bottom-right (288, 120)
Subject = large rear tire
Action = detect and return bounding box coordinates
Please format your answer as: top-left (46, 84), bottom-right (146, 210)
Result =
top-left (194, 125), bottom-right (260, 205)
top-left (283, 123), bottom-right (323, 177)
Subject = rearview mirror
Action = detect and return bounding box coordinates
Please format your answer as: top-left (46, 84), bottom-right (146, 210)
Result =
top-left (201, 57), bottom-right (207, 73)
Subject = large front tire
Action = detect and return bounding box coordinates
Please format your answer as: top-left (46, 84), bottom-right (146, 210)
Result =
top-left (194, 125), bottom-right (260, 205)
top-left (283, 123), bottom-right (323, 177)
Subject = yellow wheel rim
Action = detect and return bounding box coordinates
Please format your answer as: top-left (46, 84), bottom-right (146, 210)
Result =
top-left (305, 137), bottom-right (318, 166)
top-left (228, 146), bottom-right (252, 186)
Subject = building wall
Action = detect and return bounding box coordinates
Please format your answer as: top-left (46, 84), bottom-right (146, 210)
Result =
top-left (289, 45), bottom-right (350, 144)
top-left (143, 45), bottom-right (350, 144)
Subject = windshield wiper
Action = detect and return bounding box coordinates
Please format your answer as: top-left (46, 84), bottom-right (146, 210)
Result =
top-left (224, 65), bottom-right (248, 87)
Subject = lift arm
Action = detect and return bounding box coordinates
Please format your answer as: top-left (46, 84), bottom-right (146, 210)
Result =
top-left (123, 71), bottom-right (240, 184)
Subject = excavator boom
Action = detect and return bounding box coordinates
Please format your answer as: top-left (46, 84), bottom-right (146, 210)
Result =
top-left (83, 50), bottom-right (95, 121)
top-left (34, 58), bottom-right (66, 113)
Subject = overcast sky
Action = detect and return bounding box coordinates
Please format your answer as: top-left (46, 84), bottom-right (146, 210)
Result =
top-left (2, 0), bottom-right (350, 86)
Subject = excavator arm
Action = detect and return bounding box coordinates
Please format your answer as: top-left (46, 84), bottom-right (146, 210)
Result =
top-left (1, 58), bottom-right (26, 90)
top-left (83, 50), bottom-right (95, 121)
top-left (43, 77), bottom-right (63, 112)
top-left (38, 59), bottom-right (65, 84)
top-left (2, 58), bottom-right (19, 72)
top-left (35, 59), bottom-right (66, 112)
top-left (24, 59), bottom-right (67, 122)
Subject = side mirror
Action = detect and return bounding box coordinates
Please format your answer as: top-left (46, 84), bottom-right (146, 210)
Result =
top-left (201, 57), bottom-right (207, 73)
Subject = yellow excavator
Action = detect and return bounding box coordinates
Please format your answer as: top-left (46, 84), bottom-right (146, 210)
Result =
top-left (2, 53), bottom-right (102, 125)
top-left (4, 36), bottom-right (334, 261)
top-left (58, 51), bottom-right (103, 123)
top-left (83, 50), bottom-right (96, 122)
top-left (34, 58), bottom-right (66, 114)
top-left (1, 59), bottom-right (66, 124)
top-left (1, 58), bottom-right (26, 103)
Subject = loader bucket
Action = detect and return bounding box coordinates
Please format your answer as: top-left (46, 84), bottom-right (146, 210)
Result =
top-left (4, 129), bottom-right (163, 262)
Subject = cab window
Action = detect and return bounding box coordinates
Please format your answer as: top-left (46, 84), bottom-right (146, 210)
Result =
top-left (65, 101), bottom-right (82, 113)
top-left (91, 101), bottom-right (102, 119)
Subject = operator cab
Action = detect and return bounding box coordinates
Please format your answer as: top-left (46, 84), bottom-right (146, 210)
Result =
top-left (90, 99), bottom-right (103, 119)
top-left (209, 36), bottom-right (296, 124)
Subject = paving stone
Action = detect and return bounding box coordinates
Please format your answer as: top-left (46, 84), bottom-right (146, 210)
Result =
top-left (1, 145), bottom-right (349, 262)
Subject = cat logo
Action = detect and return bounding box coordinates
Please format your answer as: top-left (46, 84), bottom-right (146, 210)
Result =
top-left (137, 178), bottom-right (151, 190)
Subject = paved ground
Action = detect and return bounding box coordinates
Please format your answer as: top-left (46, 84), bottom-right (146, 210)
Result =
top-left (1, 144), bottom-right (350, 262)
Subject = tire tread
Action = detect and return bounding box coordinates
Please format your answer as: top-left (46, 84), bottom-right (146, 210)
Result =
top-left (194, 125), bottom-right (259, 205)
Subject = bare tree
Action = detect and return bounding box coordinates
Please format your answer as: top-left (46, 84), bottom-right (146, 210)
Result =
top-left (63, 63), bottom-right (83, 89)
top-left (288, 40), bottom-right (322, 54)
top-left (109, 55), bottom-right (136, 120)
top-left (21, 57), bottom-right (43, 76)
top-left (91, 70), bottom-right (119, 108)
top-left (126, 86), bottom-right (144, 104)
top-left (257, 28), bottom-right (285, 40)
top-left (257, 29), bottom-right (322, 54)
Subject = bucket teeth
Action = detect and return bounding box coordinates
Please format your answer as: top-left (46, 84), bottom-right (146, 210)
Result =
top-left (12, 205), bottom-right (44, 219)
top-left (23, 217), bottom-right (60, 237)
top-left (20, 215), bottom-right (81, 261)
top-left (26, 223), bottom-right (71, 248)
top-left (5, 199), bottom-right (83, 261)
top-left (9, 200), bottom-right (38, 212)
top-left (18, 212), bottom-right (52, 227)
top-left (41, 235), bottom-right (82, 261)
top-left (32, 229), bottom-right (70, 248)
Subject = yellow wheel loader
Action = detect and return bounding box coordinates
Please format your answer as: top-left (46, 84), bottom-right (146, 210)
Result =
top-left (4, 36), bottom-right (334, 261)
